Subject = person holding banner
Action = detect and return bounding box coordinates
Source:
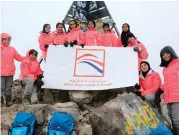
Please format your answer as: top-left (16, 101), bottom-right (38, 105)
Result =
top-left (155, 46), bottom-right (179, 134)
top-left (50, 22), bottom-right (67, 46)
top-left (135, 61), bottom-right (162, 106)
top-left (38, 24), bottom-right (52, 60)
top-left (20, 49), bottom-right (44, 105)
top-left (101, 23), bottom-right (118, 47)
top-left (84, 20), bottom-right (102, 46)
top-left (1, 33), bottom-right (25, 107)
top-left (66, 20), bottom-right (85, 48)
top-left (119, 33), bottom-right (148, 70)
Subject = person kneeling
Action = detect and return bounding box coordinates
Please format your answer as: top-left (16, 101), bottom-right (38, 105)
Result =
top-left (135, 61), bottom-right (162, 106)
top-left (20, 49), bottom-right (44, 104)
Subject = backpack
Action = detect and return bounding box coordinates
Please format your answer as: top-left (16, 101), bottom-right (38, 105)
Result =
top-left (8, 112), bottom-right (36, 135)
top-left (48, 112), bottom-right (75, 135)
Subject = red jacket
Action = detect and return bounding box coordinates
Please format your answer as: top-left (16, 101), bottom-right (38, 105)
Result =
top-left (117, 39), bottom-right (148, 69)
top-left (139, 70), bottom-right (162, 96)
top-left (20, 53), bottom-right (42, 80)
top-left (101, 30), bottom-right (118, 47)
top-left (162, 59), bottom-right (179, 103)
top-left (1, 43), bottom-right (24, 76)
top-left (66, 27), bottom-right (84, 45)
top-left (51, 31), bottom-right (67, 45)
top-left (38, 33), bottom-right (52, 59)
top-left (84, 28), bottom-right (102, 46)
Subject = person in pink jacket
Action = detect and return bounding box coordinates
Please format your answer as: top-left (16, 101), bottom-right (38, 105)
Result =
top-left (20, 49), bottom-right (43, 104)
top-left (101, 23), bottom-right (118, 47)
top-left (122, 33), bottom-right (148, 70)
top-left (135, 61), bottom-right (162, 105)
top-left (155, 46), bottom-right (179, 134)
top-left (1, 33), bottom-right (24, 107)
top-left (51, 22), bottom-right (67, 45)
top-left (65, 20), bottom-right (84, 48)
top-left (38, 24), bottom-right (52, 60)
top-left (84, 21), bottom-right (102, 46)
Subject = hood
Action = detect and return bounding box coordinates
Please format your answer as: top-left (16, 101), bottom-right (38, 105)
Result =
top-left (70, 27), bottom-right (80, 31)
top-left (53, 30), bottom-right (65, 35)
top-left (1, 33), bottom-right (12, 47)
top-left (160, 46), bottom-right (178, 67)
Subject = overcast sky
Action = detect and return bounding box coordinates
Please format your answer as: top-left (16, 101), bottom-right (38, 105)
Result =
top-left (1, 1), bottom-right (179, 80)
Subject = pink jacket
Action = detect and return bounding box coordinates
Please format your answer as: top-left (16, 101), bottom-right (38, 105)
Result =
top-left (1, 44), bottom-right (24, 76)
top-left (139, 70), bottom-right (162, 96)
top-left (101, 31), bottom-right (118, 47)
top-left (116, 36), bottom-right (123, 47)
top-left (66, 27), bottom-right (84, 45)
top-left (20, 52), bottom-right (42, 80)
top-left (38, 33), bottom-right (52, 59)
top-left (162, 59), bottom-right (179, 103)
top-left (51, 31), bottom-right (67, 45)
top-left (84, 28), bottom-right (102, 46)
top-left (118, 39), bottom-right (148, 69)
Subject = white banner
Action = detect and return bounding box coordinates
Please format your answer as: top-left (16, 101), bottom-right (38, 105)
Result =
top-left (42, 46), bottom-right (139, 90)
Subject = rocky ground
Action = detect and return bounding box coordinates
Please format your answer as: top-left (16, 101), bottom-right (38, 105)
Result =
top-left (1, 80), bottom-right (172, 135)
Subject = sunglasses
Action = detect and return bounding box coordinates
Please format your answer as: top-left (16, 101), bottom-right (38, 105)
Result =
top-left (2, 38), bottom-right (11, 41)
top-left (70, 23), bottom-right (76, 26)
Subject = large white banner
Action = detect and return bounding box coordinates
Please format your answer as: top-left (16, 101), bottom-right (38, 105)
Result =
top-left (42, 46), bottom-right (139, 90)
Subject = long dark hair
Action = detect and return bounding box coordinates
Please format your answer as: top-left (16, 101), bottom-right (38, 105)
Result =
top-left (42, 24), bottom-right (50, 34)
top-left (121, 23), bottom-right (131, 47)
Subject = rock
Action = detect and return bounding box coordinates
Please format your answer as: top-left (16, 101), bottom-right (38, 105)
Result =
top-left (84, 93), bottom-right (171, 135)
top-left (1, 129), bottom-right (8, 135)
top-left (53, 102), bottom-right (78, 109)
top-left (11, 80), bottom-right (24, 103)
top-left (42, 89), bottom-right (54, 104)
top-left (48, 102), bottom-right (80, 120)
top-left (1, 112), bottom-right (17, 130)
top-left (69, 91), bottom-right (92, 105)
top-left (78, 123), bottom-right (93, 135)
top-left (1, 104), bottom-right (20, 114)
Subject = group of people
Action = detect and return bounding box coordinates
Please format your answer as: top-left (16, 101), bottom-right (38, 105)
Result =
top-left (1, 19), bottom-right (179, 134)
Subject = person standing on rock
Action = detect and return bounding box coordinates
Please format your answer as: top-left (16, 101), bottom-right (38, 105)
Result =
top-left (119, 33), bottom-right (148, 70)
top-left (155, 46), bottom-right (179, 134)
top-left (101, 23), bottom-right (118, 47)
top-left (84, 20), bottom-right (102, 46)
top-left (134, 61), bottom-right (162, 106)
top-left (65, 20), bottom-right (85, 48)
top-left (20, 49), bottom-right (44, 104)
top-left (50, 22), bottom-right (68, 45)
top-left (1, 33), bottom-right (25, 107)
top-left (38, 23), bottom-right (52, 61)
top-left (117, 23), bottom-right (132, 47)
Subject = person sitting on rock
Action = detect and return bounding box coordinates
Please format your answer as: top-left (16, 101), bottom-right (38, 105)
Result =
top-left (20, 49), bottom-right (44, 104)
top-left (1, 33), bottom-right (25, 107)
top-left (135, 61), bottom-right (162, 106)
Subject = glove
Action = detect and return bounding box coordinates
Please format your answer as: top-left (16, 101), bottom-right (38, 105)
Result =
top-left (70, 40), bottom-right (78, 47)
top-left (80, 44), bottom-right (84, 48)
top-left (44, 44), bottom-right (49, 49)
top-left (134, 83), bottom-right (141, 90)
top-left (154, 88), bottom-right (164, 104)
top-left (134, 46), bottom-right (142, 53)
top-left (53, 44), bottom-right (58, 46)
top-left (64, 41), bottom-right (68, 47)
top-left (34, 78), bottom-right (44, 88)
top-left (73, 40), bottom-right (77, 45)
top-left (70, 41), bottom-right (74, 47)
top-left (38, 74), bottom-right (44, 80)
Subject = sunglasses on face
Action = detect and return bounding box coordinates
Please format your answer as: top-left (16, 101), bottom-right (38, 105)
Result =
top-left (70, 23), bottom-right (76, 26)
top-left (2, 38), bottom-right (11, 41)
